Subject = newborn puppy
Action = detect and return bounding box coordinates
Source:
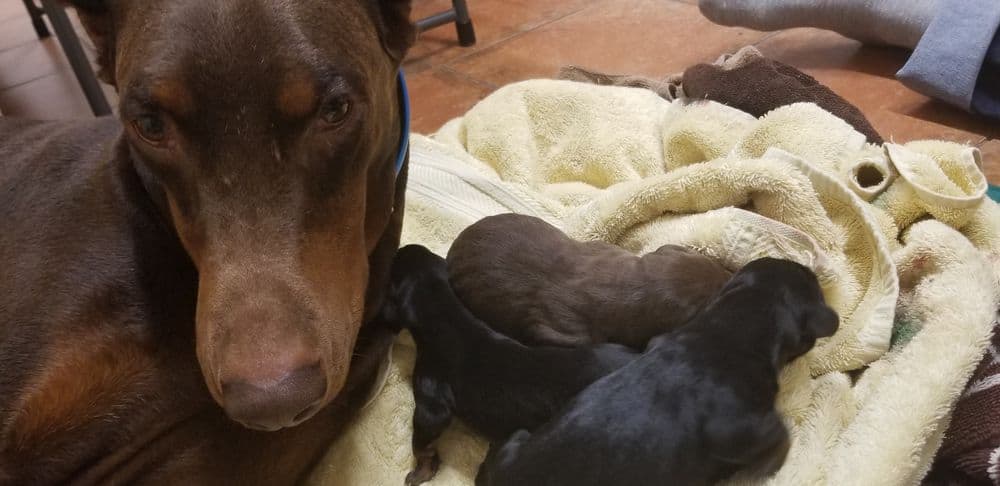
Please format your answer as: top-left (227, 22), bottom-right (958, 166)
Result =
top-left (476, 257), bottom-right (839, 486)
top-left (381, 245), bottom-right (638, 486)
top-left (447, 213), bottom-right (732, 349)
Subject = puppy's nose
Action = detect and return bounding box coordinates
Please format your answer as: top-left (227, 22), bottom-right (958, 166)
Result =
top-left (220, 362), bottom-right (327, 431)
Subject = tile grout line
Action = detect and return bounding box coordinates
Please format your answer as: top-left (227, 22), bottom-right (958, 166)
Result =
top-left (406, 0), bottom-right (616, 125)
top-left (0, 71), bottom-right (62, 93)
top-left (438, 1), bottom-right (604, 69)
top-left (437, 65), bottom-right (498, 91)
top-left (752, 30), bottom-right (785, 46)
top-left (416, 1), bottom-right (785, 104)
top-left (0, 38), bottom-right (40, 55)
top-left (0, 14), bottom-right (27, 26)
top-left (440, 0), bottom-right (780, 79)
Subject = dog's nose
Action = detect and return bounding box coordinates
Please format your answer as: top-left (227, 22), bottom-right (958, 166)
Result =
top-left (220, 363), bottom-right (327, 431)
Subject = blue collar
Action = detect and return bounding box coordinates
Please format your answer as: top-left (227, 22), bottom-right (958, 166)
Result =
top-left (394, 71), bottom-right (410, 175)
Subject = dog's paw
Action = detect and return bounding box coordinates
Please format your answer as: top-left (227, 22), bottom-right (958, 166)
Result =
top-left (404, 451), bottom-right (441, 486)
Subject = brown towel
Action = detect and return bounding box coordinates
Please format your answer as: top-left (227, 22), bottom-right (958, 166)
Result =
top-left (682, 46), bottom-right (884, 144)
top-left (559, 46), bottom-right (883, 144)
top-left (926, 318), bottom-right (1000, 486)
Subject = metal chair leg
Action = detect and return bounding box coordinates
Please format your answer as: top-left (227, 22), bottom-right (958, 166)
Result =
top-left (22, 0), bottom-right (51, 39)
top-left (451, 0), bottom-right (476, 47)
top-left (414, 0), bottom-right (476, 47)
top-left (38, 0), bottom-right (112, 116)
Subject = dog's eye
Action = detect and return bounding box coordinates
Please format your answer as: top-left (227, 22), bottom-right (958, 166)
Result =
top-left (132, 114), bottom-right (167, 145)
top-left (320, 97), bottom-right (351, 125)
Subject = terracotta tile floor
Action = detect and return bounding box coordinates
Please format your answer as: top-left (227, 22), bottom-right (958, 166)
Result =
top-left (1, 0), bottom-right (997, 184)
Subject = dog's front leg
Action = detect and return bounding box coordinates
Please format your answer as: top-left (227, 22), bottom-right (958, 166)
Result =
top-left (405, 357), bottom-right (455, 486)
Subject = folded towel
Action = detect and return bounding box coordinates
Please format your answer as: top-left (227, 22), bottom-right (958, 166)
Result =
top-left (307, 79), bottom-right (1000, 486)
top-left (558, 46), bottom-right (884, 145)
top-left (684, 46), bottom-right (884, 144)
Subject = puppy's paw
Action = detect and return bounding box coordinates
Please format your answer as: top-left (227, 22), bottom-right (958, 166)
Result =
top-left (404, 450), bottom-right (441, 486)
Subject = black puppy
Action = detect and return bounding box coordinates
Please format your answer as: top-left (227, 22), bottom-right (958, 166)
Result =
top-left (380, 245), bottom-right (638, 486)
top-left (476, 257), bottom-right (839, 486)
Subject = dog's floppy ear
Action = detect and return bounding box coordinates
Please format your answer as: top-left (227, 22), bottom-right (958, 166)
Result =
top-left (367, 0), bottom-right (417, 63)
top-left (61, 0), bottom-right (117, 85)
top-left (805, 305), bottom-right (839, 339)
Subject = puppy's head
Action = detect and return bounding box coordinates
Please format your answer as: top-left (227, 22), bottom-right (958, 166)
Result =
top-left (733, 258), bottom-right (839, 363)
top-left (380, 245), bottom-right (450, 331)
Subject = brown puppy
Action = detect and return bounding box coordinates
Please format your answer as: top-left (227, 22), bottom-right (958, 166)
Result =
top-left (1, 0), bottom-right (414, 483)
top-left (447, 213), bottom-right (732, 349)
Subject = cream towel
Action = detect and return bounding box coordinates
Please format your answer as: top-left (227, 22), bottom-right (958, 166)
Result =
top-left (308, 80), bottom-right (1000, 486)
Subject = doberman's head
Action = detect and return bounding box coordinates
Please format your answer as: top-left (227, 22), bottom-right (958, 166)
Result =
top-left (65, 0), bottom-right (416, 431)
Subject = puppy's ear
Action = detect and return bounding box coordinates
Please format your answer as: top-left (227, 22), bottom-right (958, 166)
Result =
top-left (374, 294), bottom-right (404, 332)
top-left (61, 0), bottom-right (117, 85)
top-left (805, 305), bottom-right (839, 339)
top-left (367, 0), bottom-right (417, 63)
top-left (380, 276), bottom-right (419, 331)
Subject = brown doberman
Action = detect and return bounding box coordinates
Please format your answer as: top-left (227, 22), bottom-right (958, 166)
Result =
top-left (0, 0), bottom-right (415, 483)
